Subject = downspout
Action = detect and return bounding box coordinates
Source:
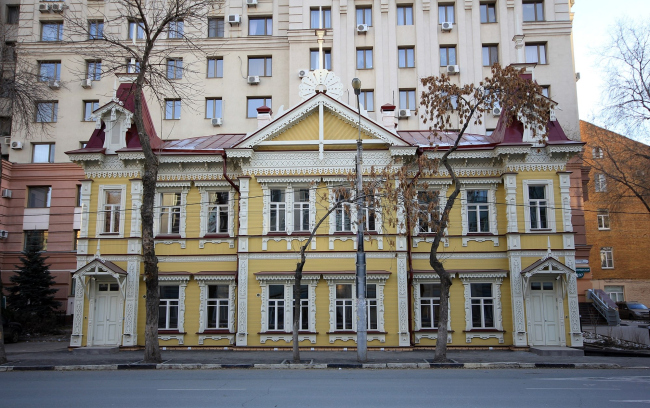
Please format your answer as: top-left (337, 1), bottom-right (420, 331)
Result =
top-left (406, 148), bottom-right (423, 347)
top-left (221, 150), bottom-right (241, 336)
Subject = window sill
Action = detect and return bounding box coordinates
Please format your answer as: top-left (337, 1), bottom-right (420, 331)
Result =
top-left (198, 329), bottom-right (232, 334)
top-left (416, 329), bottom-right (455, 333)
top-left (158, 330), bottom-right (186, 334)
top-left (155, 234), bottom-right (182, 239)
top-left (99, 232), bottom-right (120, 236)
top-left (327, 330), bottom-right (356, 334)
top-left (529, 229), bottom-right (552, 232)
top-left (463, 329), bottom-right (505, 333)
top-left (258, 331), bottom-right (318, 335)
top-left (333, 231), bottom-right (355, 236)
top-left (465, 233), bottom-right (495, 236)
top-left (203, 233), bottom-right (229, 238)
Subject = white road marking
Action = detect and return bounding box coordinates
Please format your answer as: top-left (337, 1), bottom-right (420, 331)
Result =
top-left (157, 388), bottom-right (246, 391)
top-left (526, 388), bottom-right (621, 390)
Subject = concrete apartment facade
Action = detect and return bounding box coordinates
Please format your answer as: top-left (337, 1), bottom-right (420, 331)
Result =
top-left (0, 0), bottom-right (583, 314)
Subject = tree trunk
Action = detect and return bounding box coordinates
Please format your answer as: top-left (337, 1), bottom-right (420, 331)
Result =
top-left (0, 276), bottom-right (7, 364)
top-left (142, 161), bottom-right (161, 363)
top-left (431, 257), bottom-right (452, 362)
top-left (292, 261), bottom-right (304, 363)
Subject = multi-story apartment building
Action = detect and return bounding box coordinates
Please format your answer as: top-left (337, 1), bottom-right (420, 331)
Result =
top-left (0, 0), bottom-right (585, 318)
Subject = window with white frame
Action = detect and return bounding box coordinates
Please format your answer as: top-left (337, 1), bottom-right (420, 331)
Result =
top-left (270, 189), bottom-right (286, 232)
top-left (102, 189), bottom-right (122, 234)
top-left (467, 190), bottom-right (490, 233)
top-left (335, 284), bottom-right (353, 330)
top-left (206, 285), bottom-right (229, 329)
top-left (418, 190), bottom-right (439, 233)
top-left (470, 283), bottom-right (494, 328)
top-left (256, 276), bottom-right (317, 339)
top-left (159, 192), bottom-right (181, 235)
top-left (600, 247), bottom-right (614, 269)
top-left (293, 189), bottom-right (310, 232)
top-left (528, 185), bottom-right (548, 230)
top-left (597, 209), bottom-right (610, 230)
top-left (420, 283), bottom-right (441, 329)
top-left (604, 285), bottom-right (624, 302)
top-left (293, 284), bottom-right (309, 331)
top-left (366, 284), bottom-right (378, 330)
top-left (594, 173), bottom-right (607, 192)
top-left (364, 193), bottom-right (377, 232)
top-left (207, 192), bottom-right (229, 234)
top-left (335, 190), bottom-right (353, 232)
top-left (268, 284), bottom-right (285, 331)
top-left (592, 146), bottom-right (604, 159)
top-left (159, 285), bottom-right (179, 330)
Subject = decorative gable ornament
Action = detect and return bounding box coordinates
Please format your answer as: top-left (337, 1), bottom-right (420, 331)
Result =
top-left (298, 69), bottom-right (344, 101)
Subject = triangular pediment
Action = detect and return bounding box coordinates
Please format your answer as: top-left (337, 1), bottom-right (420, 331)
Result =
top-left (73, 258), bottom-right (127, 280)
top-left (232, 93), bottom-right (411, 151)
top-left (521, 256), bottom-right (575, 277)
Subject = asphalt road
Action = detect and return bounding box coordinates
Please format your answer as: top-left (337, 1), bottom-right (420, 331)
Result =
top-left (1, 369), bottom-right (649, 407)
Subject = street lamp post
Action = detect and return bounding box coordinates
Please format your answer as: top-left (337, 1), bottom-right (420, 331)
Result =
top-left (351, 77), bottom-right (367, 362)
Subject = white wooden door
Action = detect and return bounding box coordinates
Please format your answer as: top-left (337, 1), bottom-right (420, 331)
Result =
top-left (93, 283), bottom-right (120, 346)
top-left (530, 281), bottom-right (560, 346)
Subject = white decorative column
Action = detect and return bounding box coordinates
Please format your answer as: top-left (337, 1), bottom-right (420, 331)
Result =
top-left (396, 253), bottom-right (410, 346)
top-left (558, 172), bottom-right (573, 232)
top-left (70, 275), bottom-right (86, 347)
top-left (237, 177), bottom-right (250, 346)
top-left (130, 179), bottom-right (142, 237)
top-left (509, 255), bottom-right (527, 346)
top-left (122, 258), bottom-right (140, 346)
top-left (79, 180), bottom-right (93, 238)
top-left (503, 173), bottom-right (518, 234)
top-left (567, 273), bottom-right (584, 347)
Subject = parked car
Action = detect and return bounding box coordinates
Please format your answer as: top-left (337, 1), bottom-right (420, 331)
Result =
top-left (2, 316), bottom-right (22, 343)
top-left (616, 301), bottom-right (650, 320)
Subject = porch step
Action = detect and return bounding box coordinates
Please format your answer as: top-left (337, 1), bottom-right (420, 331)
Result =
top-left (71, 347), bottom-right (120, 355)
top-left (530, 346), bottom-right (584, 357)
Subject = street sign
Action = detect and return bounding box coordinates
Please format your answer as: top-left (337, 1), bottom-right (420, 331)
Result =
top-left (576, 267), bottom-right (590, 278)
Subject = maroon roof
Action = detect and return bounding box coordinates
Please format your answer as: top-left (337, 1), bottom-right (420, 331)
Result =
top-left (161, 134), bottom-right (247, 153)
top-left (397, 130), bottom-right (501, 148)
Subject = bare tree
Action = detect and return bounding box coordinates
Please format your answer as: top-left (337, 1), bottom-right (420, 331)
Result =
top-left (63, 0), bottom-right (223, 363)
top-left (598, 20), bottom-right (650, 140)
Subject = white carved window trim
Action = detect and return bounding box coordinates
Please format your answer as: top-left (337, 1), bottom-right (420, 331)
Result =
top-left (157, 274), bottom-right (190, 345)
top-left (95, 184), bottom-right (127, 238)
top-left (459, 273), bottom-right (505, 344)
top-left (522, 179), bottom-right (556, 233)
top-left (198, 187), bottom-right (235, 237)
top-left (411, 273), bottom-right (453, 344)
top-left (195, 274), bottom-right (236, 345)
top-left (262, 183), bottom-right (315, 236)
top-left (414, 184), bottom-right (448, 236)
top-left (324, 273), bottom-right (388, 344)
top-left (255, 273), bottom-right (319, 344)
top-left (102, 108), bottom-right (130, 154)
top-left (460, 184), bottom-right (499, 246)
top-left (153, 183), bottom-right (190, 238)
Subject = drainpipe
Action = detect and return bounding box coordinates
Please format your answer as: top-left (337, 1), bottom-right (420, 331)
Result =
top-left (221, 151), bottom-right (241, 337)
top-left (406, 148), bottom-right (423, 347)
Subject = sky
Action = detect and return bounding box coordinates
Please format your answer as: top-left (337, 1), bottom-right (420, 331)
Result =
top-left (572, 0), bottom-right (650, 124)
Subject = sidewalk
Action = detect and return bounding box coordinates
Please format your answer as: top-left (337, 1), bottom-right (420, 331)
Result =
top-left (2, 340), bottom-right (649, 371)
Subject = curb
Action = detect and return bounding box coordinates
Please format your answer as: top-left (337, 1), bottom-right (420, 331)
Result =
top-left (0, 362), bottom-right (626, 371)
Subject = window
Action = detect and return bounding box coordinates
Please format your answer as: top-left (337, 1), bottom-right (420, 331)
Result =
top-left (525, 43), bottom-right (547, 64)
top-left (438, 4), bottom-right (455, 24)
top-left (541, 86), bottom-right (550, 98)
top-left (293, 189), bottom-right (310, 232)
top-left (206, 285), bottom-right (229, 329)
top-left (486, 129), bottom-right (495, 136)
top-left (364, 194), bottom-right (377, 231)
top-left (73, 229), bottom-right (80, 251)
top-left (102, 190), bottom-right (121, 233)
top-left (594, 173), bottom-right (607, 192)
top-left (335, 284), bottom-right (353, 330)
top-left (310, 8), bottom-right (331, 29)
top-left (248, 57), bottom-right (272, 76)
top-left (76, 185), bottom-right (82, 207)
top-left (159, 286), bottom-right (179, 329)
top-left (482, 45), bottom-right (498, 67)
top-left (359, 90), bottom-right (374, 112)
top-left (356, 48), bottom-right (373, 69)
top-left (83, 100), bottom-right (99, 121)
top-left (80, 142), bottom-right (88, 149)
top-left (249, 17), bottom-right (272, 36)
top-left (27, 186), bottom-right (51, 208)
top-left (159, 192), bottom-right (181, 235)
top-left (523, 0), bottom-right (544, 22)
top-left (418, 191), bottom-right (439, 233)
top-left (600, 247), bottom-right (614, 269)
top-left (7, 5), bottom-right (19, 25)
top-left (36, 101), bottom-right (58, 123)
top-left (166, 58), bottom-right (183, 79)
top-left (420, 283), bottom-right (441, 329)
top-left (397, 5), bottom-right (413, 25)
top-left (592, 146), bottom-right (603, 159)
top-left (38, 61), bottom-right (61, 82)
top-left (41, 22), bottom-right (63, 41)
top-left (126, 59), bottom-right (140, 73)
top-left (480, 2), bottom-right (496, 23)
top-left (89, 20), bottom-right (103, 39)
top-left (87, 60), bottom-right (101, 81)
top-left (207, 192), bottom-right (229, 234)
top-left (335, 190), bottom-right (352, 232)
top-left (247, 97), bottom-right (271, 118)
top-left (467, 190), bottom-right (490, 233)
top-left (32, 143), bottom-right (55, 163)
top-left (399, 89), bottom-right (416, 111)
top-left (208, 18), bottom-right (224, 38)
top-left (128, 20), bottom-right (144, 40)
top-left (356, 7), bottom-right (372, 26)
top-left (168, 20), bottom-right (184, 38)
top-left (205, 98), bottom-right (222, 120)
top-left (24, 230), bottom-right (47, 251)
top-left (165, 99), bottom-right (181, 120)
top-left (268, 284), bottom-right (285, 330)
top-left (470, 283), bottom-right (494, 328)
top-left (269, 189), bottom-right (286, 232)
top-left (604, 286), bottom-right (624, 302)
top-left (398, 47), bottom-right (415, 68)
top-left (310, 49), bottom-right (331, 71)
top-left (366, 284), bottom-right (377, 330)
top-left (440, 46), bottom-right (457, 66)
top-left (207, 57), bottom-right (223, 78)
top-left (295, 285), bottom-right (309, 331)
top-left (597, 209), bottom-right (610, 230)
top-left (528, 185), bottom-right (548, 229)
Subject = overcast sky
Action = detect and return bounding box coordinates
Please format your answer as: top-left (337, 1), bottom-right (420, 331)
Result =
top-left (572, 0), bottom-right (650, 126)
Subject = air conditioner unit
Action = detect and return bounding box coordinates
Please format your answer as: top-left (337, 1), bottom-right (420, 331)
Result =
top-left (247, 75), bottom-right (260, 85)
top-left (246, 0), bottom-right (258, 6)
top-left (446, 65), bottom-right (459, 74)
top-left (10, 140), bottom-right (22, 149)
top-left (491, 106), bottom-right (502, 117)
top-left (3, 136), bottom-right (10, 145)
top-left (48, 80), bottom-right (61, 90)
top-left (397, 109), bottom-right (411, 118)
top-left (51, 3), bottom-right (64, 12)
top-left (81, 79), bottom-right (92, 89)
top-left (357, 24), bottom-right (368, 34)
top-left (441, 21), bottom-right (453, 31)
top-left (38, 3), bottom-right (51, 12)
top-left (227, 14), bottom-right (241, 25)
top-left (1, 189), bottom-right (11, 198)
top-left (211, 118), bottom-right (223, 126)
top-left (298, 69), bottom-right (308, 78)
top-left (0, 230), bottom-right (8, 239)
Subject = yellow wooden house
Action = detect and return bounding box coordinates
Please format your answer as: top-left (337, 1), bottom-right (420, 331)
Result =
top-left (66, 73), bottom-right (585, 350)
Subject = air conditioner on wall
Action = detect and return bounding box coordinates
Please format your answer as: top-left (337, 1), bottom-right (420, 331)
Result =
top-left (446, 65), bottom-right (459, 74)
top-left (81, 79), bottom-right (92, 89)
top-left (48, 80), bottom-right (61, 90)
top-left (492, 106), bottom-right (502, 117)
top-left (298, 69), bottom-right (308, 78)
top-left (51, 3), bottom-right (64, 12)
top-left (3, 136), bottom-right (10, 145)
top-left (10, 140), bottom-right (22, 149)
top-left (38, 3), bottom-right (51, 12)
top-left (211, 118), bottom-right (223, 126)
top-left (1, 189), bottom-right (11, 198)
top-left (0, 230), bottom-right (8, 239)
top-left (398, 109), bottom-right (411, 118)
top-left (441, 21), bottom-right (453, 31)
top-left (247, 75), bottom-right (260, 85)
top-left (228, 14), bottom-right (241, 24)
top-left (246, 0), bottom-right (258, 6)
top-left (357, 24), bottom-right (368, 34)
